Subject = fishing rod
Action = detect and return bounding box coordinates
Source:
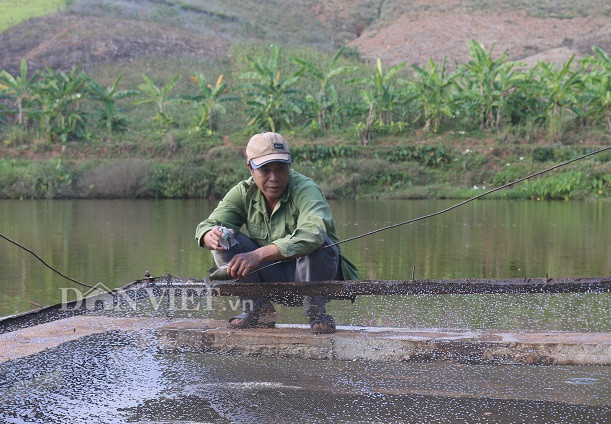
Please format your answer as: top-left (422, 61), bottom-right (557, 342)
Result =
top-left (244, 146), bottom-right (610, 278)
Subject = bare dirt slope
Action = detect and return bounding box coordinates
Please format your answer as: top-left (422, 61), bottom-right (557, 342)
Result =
top-left (0, 0), bottom-right (374, 73)
top-left (0, 0), bottom-right (608, 74)
top-left (349, 7), bottom-right (610, 68)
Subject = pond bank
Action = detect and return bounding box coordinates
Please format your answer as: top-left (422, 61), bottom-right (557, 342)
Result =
top-left (0, 140), bottom-right (608, 200)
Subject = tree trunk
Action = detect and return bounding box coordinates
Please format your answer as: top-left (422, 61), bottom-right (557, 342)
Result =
top-left (362, 102), bottom-right (375, 146)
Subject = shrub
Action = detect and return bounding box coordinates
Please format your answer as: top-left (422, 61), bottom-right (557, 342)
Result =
top-left (292, 144), bottom-right (356, 162)
top-left (493, 163), bottom-right (529, 187)
top-left (0, 160), bottom-right (36, 198)
top-left (532, 146), bottom-right (555, 162)
top-left (33, 159), bottom-right (76, 197)
top-left (378, 145), bottom-right (452, 167)
top-left (521, 171), bottom-right (584, 200)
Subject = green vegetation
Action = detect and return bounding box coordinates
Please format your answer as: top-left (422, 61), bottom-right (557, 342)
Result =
top-left (5, 41), bottom-right (608, 142)
top-left (0, 142), bottom-right (608, 201)
top-left (0, 0), bottom-right (66, 33)
top-left (0, 41), bottom-right (609, 201)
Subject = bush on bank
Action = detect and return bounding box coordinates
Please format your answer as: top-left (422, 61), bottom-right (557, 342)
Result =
top-left (0, 144), bottom-right (608, 200)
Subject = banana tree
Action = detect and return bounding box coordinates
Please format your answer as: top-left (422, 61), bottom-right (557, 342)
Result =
top-left (134, 73), bottom-right (181, 125)
top-left (0, 59), bottom-right (38, 126)
top-left (86, 73), bottom-right (139, 134)
top-left (348, 58), bottom-right (407, 143)
top-left (36, 66), bottom-right (89, 142)
top-left (292, 47), bottom-right (358, 131)
top-left (410, 58), bottom-right (457, 132)
top-left (579, 46), bottom-right (610, 131)
top-left (181, 72), bottom-right (232, 136)
top-left (457, 40), bottom-right (527, 131)
top-left (537, 55), bottom-right (584, 123)
top-left (240, 44), bottom-right (303, 132)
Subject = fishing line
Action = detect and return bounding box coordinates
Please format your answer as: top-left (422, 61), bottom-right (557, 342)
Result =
top-left (0, 233), bottom-right (96, 290)
top-left (243, 146), bottom-right (609, 278)
top-left (325, 146), bottom-right (609, 249)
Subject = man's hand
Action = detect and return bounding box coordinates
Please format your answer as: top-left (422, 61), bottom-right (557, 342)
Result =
top-left (202, 226), bottom-right (233, 251)
top-left (226, 244), bottom-right (285, 279)
top-left (226, 251), bottom-right (262, 279)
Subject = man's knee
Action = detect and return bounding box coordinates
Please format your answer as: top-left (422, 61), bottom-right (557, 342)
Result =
top-left (295, 239), bottom-right (339, 282)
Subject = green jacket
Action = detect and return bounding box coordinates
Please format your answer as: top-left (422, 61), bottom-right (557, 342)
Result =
top-left (195, 169), bottom-right (359, 280)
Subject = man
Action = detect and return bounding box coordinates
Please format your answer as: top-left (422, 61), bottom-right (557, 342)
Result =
top-left (195, 132), bottom-right (358, 334)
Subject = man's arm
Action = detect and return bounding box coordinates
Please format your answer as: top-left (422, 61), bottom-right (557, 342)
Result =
top-left (195, 184), bottom-right (247, 247)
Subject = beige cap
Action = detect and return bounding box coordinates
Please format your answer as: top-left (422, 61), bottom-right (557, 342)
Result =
top-left (246, 132), bottom-right (292, 169)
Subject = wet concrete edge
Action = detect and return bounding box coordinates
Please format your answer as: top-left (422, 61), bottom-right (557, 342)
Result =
top-left (1, 316), bottom-right (610, 366)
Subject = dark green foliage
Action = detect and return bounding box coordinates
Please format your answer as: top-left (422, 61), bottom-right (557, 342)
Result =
top-left (33, 159), bottom-right (76, 197)
top-left (493, 164), bottom-right (529, 187)
top-left (520, 171), bottom-right (585, 200)
top-left (0, 160), bottom-right (36, 198)
top-left (141, 153), bottom-right (249, 198)
top-left (292, 144), bottom-right (356, 162)
top-left (590, 173), bottom-right (610, 196)
top-left (532, 146), bottom-right (555, 162)
top-left (239, 44), bottom-right (303, 132)
top-left (0, 42), bottom-right (609, 201)
top-left (36, 66), bottom-right (90, 143)
top-left (377, 145), bottom-right (452, 167)
top-left (86, 74), bottom-right (139, 134)
top-left (1, 43), bottom-right (610, 144)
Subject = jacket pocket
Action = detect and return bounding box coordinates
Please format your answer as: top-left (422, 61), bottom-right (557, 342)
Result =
top-left (246, 224), bottom-right (269, 246)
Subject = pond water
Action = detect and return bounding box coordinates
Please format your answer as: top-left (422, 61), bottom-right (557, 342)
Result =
top-left (1, 199), bottom-right (609, 327)
top-left (0, 199), bottom-right (609, 422)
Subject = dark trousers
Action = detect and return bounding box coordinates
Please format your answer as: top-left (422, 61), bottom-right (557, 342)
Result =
top-left (211, 232), bottom-right (340, 323)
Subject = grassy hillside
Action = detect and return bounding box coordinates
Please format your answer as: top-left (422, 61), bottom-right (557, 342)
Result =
top-left (0, 0), bottom-right (65, 33)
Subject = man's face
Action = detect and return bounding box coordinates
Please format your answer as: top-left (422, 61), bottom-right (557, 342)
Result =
top-left (248, 161), bottom-right (291, 203)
